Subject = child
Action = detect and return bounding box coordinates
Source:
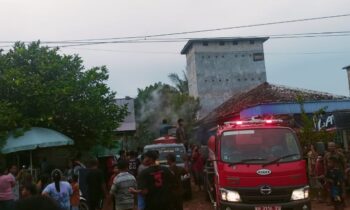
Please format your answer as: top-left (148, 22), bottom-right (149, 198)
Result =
top-left (21, 182), bottom-right (37, 199)
top-left (70, 174), bottom-right (79, 210)
top-left (326, 156), bottom-right (345, 210)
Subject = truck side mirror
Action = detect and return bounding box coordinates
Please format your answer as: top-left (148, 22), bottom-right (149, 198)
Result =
top-left (208, 135), bottom-right (216, 153)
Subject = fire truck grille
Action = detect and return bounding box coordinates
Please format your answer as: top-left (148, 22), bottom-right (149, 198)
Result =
top-left (239, 188), bottom-right (292, 204)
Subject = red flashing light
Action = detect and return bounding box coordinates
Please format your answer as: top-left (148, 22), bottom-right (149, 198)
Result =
top-left (222, 118), bottom-right (283, 129)
top-left (265, 119), bottom-right (273, 124)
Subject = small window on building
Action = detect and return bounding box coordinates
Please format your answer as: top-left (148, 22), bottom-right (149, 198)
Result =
top-left (203, 41), bottom-right (208, 46)
top-left (219, 79), bottom-right (222, 82)
top-left (235, 55), bottom-right (238, 58)
top-left (215, 56), bottom-right (218, 58)
top-left (212, 79), bottom-right (215, 82)
top-left (226, 79), bottom-right (229, 82)
top-left (222, 55), bottom-right (225, 58)
top-left (219, 41), bottom-right (225, 46)
top-left (207, 56), bottom-right (211, 58)
top-left (244, 78), bottom-right (247, 81)
top-left (258, 78), bottom-right (261, 81)
top-left (242, 54), bottom-right (245, 57)
top-left (251, 78), bottom-right (255, 81)
top-left (232, 41), bottom-right (238, 45)
top-left (237, 78), bottom-right (241, 81)
top-left (250, 40), bottom-right (255, 44)
top-left (204, 80), bottom-right (207, 82)
top-left (202, 56), bottom-right (205, 59)
top-left (253, 53), bottom-right (264, 61)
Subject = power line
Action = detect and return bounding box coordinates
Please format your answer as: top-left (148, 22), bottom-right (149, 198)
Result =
top-left (62, 46), bottom-right (350, 56)
top-left (56, 12), bottom-right (350, 42)
top-left (55, 32), bottom-right (350, 48)
top-left (1, 12), bottom-right (350, 45)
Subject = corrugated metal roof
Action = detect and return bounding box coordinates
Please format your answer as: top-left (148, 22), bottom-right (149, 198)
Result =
top-left (200, 82), bottom-right (349, 124)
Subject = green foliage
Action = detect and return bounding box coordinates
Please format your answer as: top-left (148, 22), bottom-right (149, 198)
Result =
top-left (133, 74), bottom-right (200, 147)
top-left (296, 96), bottom-right (335, 147)
top-left (0, 42), bottom-right (128, 150)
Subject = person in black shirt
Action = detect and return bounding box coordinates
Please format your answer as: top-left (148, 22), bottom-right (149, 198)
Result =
top-left (85, 158), bottom-right (106, 210)
top-left (167, 153), bottom-right (187, 210)
top-left (137, 151), bottom-right (175, 210)
top-left (128, 151), bottom-right (140, 177)
top-left (326, 156), bottom-right (345, 210)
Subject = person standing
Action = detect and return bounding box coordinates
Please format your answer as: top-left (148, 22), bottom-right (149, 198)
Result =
top-left (110, 160), bottom-right (137, 210)
top-left (128, 151), bottom-right (140, 177)
top-left (191, 145), bottom-right (204, 191)
top-left (85, 158), bottom-right (106, 210)
top-left (135, 154), bottom-right (151, 210)
top-left (159, 119), bottom-right (175, 137)
top-left (0, 166), bottom-right (15, 210)
top-left (8, 165), bottom-right (20, 201)
top-left (324, 142), bottom-right (346, 173)
top-left (137, 151), bottom-right (175, 210)
top-left (176, 119), bottom-right (188, 150)
top-left (42, 169), bottom-right (72, 210)
top-left (70, 174), bottom-right (80, 210)
top-left (326, 157), bottom-right (345, 210)
top-left (167, 153), bottom-right (187, 210)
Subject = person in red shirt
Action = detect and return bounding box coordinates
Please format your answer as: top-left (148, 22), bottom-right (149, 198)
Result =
top-left (191, 145), bottom-right (204, 191)
top-left (70, 174), bottom-right (80, 210)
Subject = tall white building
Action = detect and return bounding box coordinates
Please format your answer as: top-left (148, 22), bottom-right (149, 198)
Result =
top-left (181, 37), bottom-right (269, 118)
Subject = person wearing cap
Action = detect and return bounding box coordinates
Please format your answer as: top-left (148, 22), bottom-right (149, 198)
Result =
top-left (134, 150), bottom-right (175, 210)
top-left (42, 169), bottom-right (72, 210)
top-left (110, 160), bottom-right (137, 210)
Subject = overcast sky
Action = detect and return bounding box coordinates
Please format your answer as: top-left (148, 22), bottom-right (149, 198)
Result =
top-left (1, 0), bottom-right (350, 97)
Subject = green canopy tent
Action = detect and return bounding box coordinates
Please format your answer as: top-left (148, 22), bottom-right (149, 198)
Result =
top-left (1, 127), bottom-right (74, 174)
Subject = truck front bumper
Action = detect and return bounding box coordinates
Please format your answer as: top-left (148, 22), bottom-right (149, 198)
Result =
top-left (220, 199), bottom-right (311, 210)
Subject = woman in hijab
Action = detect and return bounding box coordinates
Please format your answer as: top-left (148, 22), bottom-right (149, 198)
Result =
top-left (42, 169), bottom-right (72, 210)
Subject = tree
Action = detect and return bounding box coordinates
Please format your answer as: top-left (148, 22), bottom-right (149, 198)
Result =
top-left (296, 96), bottom-right (335, 147)
top-left (0, 42), bottom-right (128, 150)
top-left (168, 71), bottom-right (189, 94)
top-left (133, 73), bottom-right (200, 147)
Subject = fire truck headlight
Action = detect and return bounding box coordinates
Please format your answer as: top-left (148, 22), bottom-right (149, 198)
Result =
top-left (291, 186), bottom-right (309, 201)
top-left (220, 188), bottom-right (241, 202)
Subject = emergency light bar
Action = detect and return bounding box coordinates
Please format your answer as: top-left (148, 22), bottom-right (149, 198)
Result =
top-left (223, 119), bottom-right (283, 126)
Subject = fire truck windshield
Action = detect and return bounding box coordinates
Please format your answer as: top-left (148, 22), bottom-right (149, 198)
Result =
top-left (220, 128), bottom-right (301, 164)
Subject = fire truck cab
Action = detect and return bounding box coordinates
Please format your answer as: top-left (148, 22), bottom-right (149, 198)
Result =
top-left (204, 118), bottom-right (310, 210)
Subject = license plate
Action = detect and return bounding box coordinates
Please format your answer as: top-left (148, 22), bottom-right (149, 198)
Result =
top-left (255, 206), bottom-right (281, 210)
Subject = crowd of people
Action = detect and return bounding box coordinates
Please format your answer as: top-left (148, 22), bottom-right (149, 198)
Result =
top-left (306, 141), bottom-right (350, 210)
top-left (0, 146), bottom-right (206, 210)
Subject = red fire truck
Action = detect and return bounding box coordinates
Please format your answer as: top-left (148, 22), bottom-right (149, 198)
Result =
top-left (204, 118), bottom-right (310, 210)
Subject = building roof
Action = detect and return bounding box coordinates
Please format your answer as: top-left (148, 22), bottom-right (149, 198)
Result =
top-left (200, 82), bottom-right (348, 124)
top-left (343, 65), bottom-right (350, 70)
top-left (180, 37), bottom-right (269, 54)
top-left (116, 98), bottom-right (136, 132)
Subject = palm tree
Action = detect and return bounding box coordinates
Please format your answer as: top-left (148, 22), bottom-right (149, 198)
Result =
top-left (168, 71), bottom-right (189, 94)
